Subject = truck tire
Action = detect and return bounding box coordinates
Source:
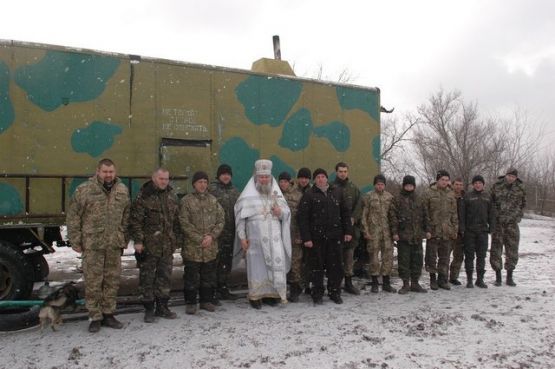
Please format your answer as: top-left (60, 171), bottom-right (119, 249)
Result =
top-left (0, 306), bottom-right (40, 331)
top-left (30, 254), bottom-right (49, 282)
top-left (0, 241), bottom-right (35, 300)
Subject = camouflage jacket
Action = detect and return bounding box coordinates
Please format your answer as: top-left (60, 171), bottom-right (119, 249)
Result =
top-left (282, 184), bottom-right (303, 243)
top-left (390, 189), bottom-right (427, 244)
top-left (128, 180), bottom-right (181, 257)
top-left (293, 181), bottom-right (311, 194)
top-left (423, 184), bottom-right (458, 240)
top-left (491, 177), bottom-right (526, 225)
top-left (333, 177), bottom-right (362, 222)
top-left (67, 176), bottom-right (130, 251)
top-left (208, 180), bottom-right (240, 243)
top-left (179, 191), bottom-right (225, 262)
top-left (361, 190), bottom-right (395, 241)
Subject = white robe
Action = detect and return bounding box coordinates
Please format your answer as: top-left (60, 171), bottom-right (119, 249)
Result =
top-left (233, 177), bottom-right (292, 302)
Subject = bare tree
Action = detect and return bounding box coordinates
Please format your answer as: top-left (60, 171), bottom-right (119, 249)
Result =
top-left (380, 114), bottom-right (418, 179)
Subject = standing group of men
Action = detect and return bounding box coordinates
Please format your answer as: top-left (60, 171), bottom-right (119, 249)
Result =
top-left (67, 158), bottom-right (525, 332)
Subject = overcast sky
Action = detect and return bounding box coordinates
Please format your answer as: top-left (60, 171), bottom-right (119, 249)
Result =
top-left (2, 0), bottom-right (554, 135)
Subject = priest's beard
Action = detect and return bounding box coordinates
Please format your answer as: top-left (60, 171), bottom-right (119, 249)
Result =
top-left (255, 181), bottom-right (272, 195)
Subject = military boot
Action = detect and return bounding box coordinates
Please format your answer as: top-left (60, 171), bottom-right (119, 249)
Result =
top-left (494, 270), bottom-right (502, 286)
top-left (329, 291), bottom-right (343, 304)
top-left (88, 320), bottom-right (101, 333)
top-left (466, 271), bottom-right (474, 288)
top-left (370, 276), bottom-right (379, 293)
top-left (143, 301), bottom-right (155, 323)
top-left (382, 276), bottom-right (397, 293)
top-left (506, 270), bottom-right (516, 286)
top-left (217, 285), bottom-right (240, 301)
top-left (438, 274), bottom-right (451, 290)
top-left (289, 283), bottom-right (302, 303)
top-left (398, 280), bottom-right (410, 295)
top-left (185, 304), bottom-right (197, 315)
top-left (155, 298), bottom-right (177, 319)
top-left (344, 276), bottom-right (360, 295)
top-left (199, 302), bottom-right (216, 312)
top-left (430, 273), bottom-right (438, 290)
top-left (410, 278), bottom-right (427, 293)
top-left (475, 271), bottom-right (488, 288)
top-left (449, 278), bottom-right (462, 286)
top-left (101, 314), bottom-right (123, 329)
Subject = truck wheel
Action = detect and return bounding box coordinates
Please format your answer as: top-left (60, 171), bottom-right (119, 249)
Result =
top-left (0, 306), bottom-right (40, 331)
top-left (30, 254), bottom-right (49, 282)
top-left (0, 241), bottom-right (35, 300)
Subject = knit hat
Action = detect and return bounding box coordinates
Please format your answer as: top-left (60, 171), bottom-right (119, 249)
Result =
top-left (373, 174), bottom-right (386, 185)
top-left (192, 171), bottom-right (209, 185)
top-left (506, 167), bottom-right (518, 176)
top-left (402, 175), bottom-right (416, 187)
top-left (216, 164), bottom-right (232, 178)
top-left (436, 169), bottom-right (450, 181)
top-left (472, 175), bottom-right (485, 184)
top-left (312, 168), bottom-right (328, 179)
top-left (297, 167), bottom-right (312, 179)
top-left (278, 171), bottom-right (292, 181)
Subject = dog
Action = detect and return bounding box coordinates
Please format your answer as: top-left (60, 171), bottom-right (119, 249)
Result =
top-left (39, 282), bottom-right (80, 331)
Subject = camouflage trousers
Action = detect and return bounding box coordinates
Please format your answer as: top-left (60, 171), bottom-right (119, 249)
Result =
top-left (449, 236), bottom-right (464, 280)
top-left (367, 237), bottom-right (394, 276)
top-left (397, 241), bottom-right (423, 280)
top-left (425, 238), bottom-right (451, 277)
top-left (183, 259), bottom-right (217, 304)
top-left (82, 247), bottom-right (121, 321)
top-left (342, 225), bottom-right (360, 277)
top-left (464, 231), bottom-right (488, 272)
top-left (138, 250), bottom-right (173, 302)
top-left (490, 223), bottom-right (520, 271)
top-left (216, 239), bottom-right (234, 288)
top-left (287, 242), bottom-right (304, 285)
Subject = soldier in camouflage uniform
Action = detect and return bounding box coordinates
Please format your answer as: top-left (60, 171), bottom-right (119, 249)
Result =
top-left (423, 170), bottom-right (458, 290)
top-left (449, 178), bottom-right (466, 285)
top-left (293, 167), bottom-right (312, 294)
top-left (333, 162), bottom-right (361, 295)
top-left (390, 175), bottom-right (428, 294)
top-left (361, 174), bottom-right (396, 293)
top-left (67, 158), bottom-right (130, 333)
top-left (278, 171), bottom-right (304, 302)
top-left (179, 171), bottom-right (225, 314)
top-left (490, 168), bottom-right (526, 286)
top-left (129, 168), bottom-right (181, 323)
top-left (209, 164), bottom-right (240, 302)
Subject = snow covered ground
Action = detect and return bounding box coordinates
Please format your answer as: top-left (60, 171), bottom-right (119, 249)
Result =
top-left (1, 215), bottom-right (554, 369)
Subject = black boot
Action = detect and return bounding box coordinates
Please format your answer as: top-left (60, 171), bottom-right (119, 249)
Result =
top-left (398, 280), bottom-right (410, 295)
top-left (101, 314), bottom-right (123, 329)
top-left (438, 274), bottom-right (451, 290)
top-left (217, 285), bottom-right (240, 301)
top-left (495, 270), bottom-right (502, 286)
top-left (370, 276), bottom-right (379, 293)
top-left (249, 299), bottom-right (262, 309)
top-left (88, 320), bottom-right (101, 333)
top-left (344, 276), bottom-right (360, 295)
top-left (289, 283), bottom-right (302, 303)
top-left (466, 271), bottom-right (474, 288)
top-left (475, 271), bottom-right (488, 288)
top-left (155, 298), bottom-right (177, 319)
top-left (410, 278), bottom-right (427, 293)
top-left (382, 276), bottom-right (397, 293)
top-left (143, 301), bottom-right (155, 323)
top-left (506, 270), bottom-right (516, 286)
top-left (430, 273), bottom-right (438, 290)
top-left (329, 291), bottom-right (343, 304)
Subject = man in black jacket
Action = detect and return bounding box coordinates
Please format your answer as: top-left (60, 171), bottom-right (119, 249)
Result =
top-left (297, 168), bottom-right (353, 305)
top-left (463, 175), bottom-right (496, 288)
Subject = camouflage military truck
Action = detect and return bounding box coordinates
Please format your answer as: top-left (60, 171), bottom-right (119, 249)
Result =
top-left (0, 39), bottom-right (381, 300)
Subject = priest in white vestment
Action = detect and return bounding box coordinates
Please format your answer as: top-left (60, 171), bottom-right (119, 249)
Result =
top-left (233, 159), bottom-right (292, 309)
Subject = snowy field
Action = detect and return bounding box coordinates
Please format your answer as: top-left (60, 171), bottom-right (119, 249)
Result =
top-left (1, 215), bottom-right (554, 369)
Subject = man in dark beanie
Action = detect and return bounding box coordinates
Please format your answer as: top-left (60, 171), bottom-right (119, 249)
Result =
top-left (333, 162), bottom-right (362, 296)
top-left (361, 174), bottom-right (397, 293)
top-left (390, 175), bottom-right (428, 294)
top-left (298, 168), bottom-right (353, 305)
top-left (423, 170), bottom-right (458, 290)
top-left (180, 171), bottom-right (225, 314)
top-left (209, 164), bottom-right (240, 302)
top-left (490, 167), bottom-right (526, 286)
top-left (463, 175), bottom-right (495, 289)
top-left (295, 167), bottom-right (312, 194)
